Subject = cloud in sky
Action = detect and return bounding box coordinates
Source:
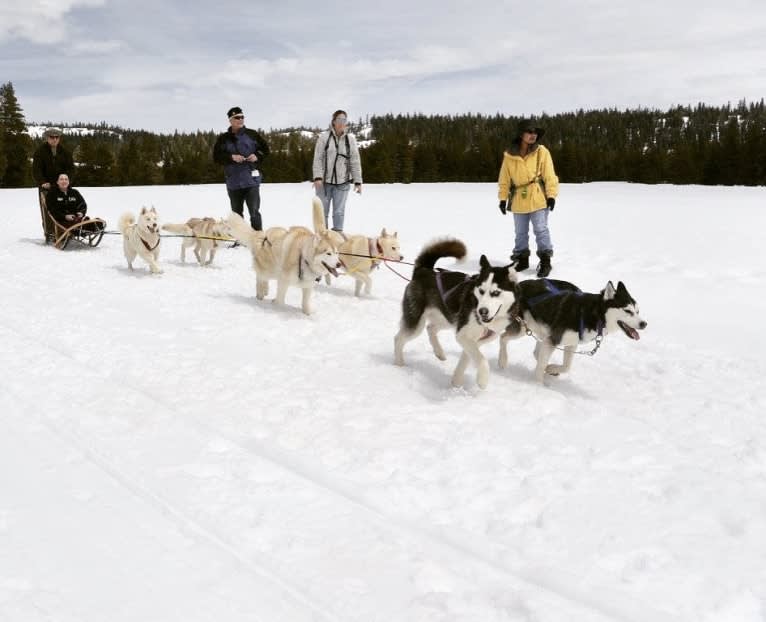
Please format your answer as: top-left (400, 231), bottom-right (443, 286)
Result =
top-left (2, 0), bottom-right (766, 133)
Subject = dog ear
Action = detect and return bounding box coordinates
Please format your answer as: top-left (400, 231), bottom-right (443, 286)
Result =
top-left (479, 254), bottom-right (489, 270)
top-left (140, 206), bottom-right (147, 214)
top-left (381, 227), bottom-right (387, 237)
top-left (603, 281), bottom-right (616, 300)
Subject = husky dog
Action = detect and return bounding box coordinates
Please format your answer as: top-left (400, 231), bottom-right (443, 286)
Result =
top-left (161, 217), bottom-right (229, 266)
top-left (118, 206), bottom-right (162, 274)
top-left (498, 278), bottom-right (647, 383)
top-left (226, 199), bottom-right (341, 315)
top-left (311, 198), bottom-right (403, 296)
top-left (393, 239), bottom-right (518, 389)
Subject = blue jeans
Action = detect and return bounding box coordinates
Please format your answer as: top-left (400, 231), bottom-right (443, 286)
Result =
top-left (228, 186), bottom-right (261, 230)
top-left (513, 209), bottom-right (552, 254)
top-left (316, 183), bottom-right (350, 231)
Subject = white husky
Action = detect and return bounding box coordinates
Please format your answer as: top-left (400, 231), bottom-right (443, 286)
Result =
top-left (226, 198), bottom-right (341, 315)
top-left (311, 197), bottom-right (403, 296)
top-left (118, 206), bottom-right (162, 274)
top-left (161, 217), bottom-right (229, 266)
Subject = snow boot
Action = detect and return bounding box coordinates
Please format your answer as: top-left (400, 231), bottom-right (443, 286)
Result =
top-left (536, 250), bottom-right (552, 277)
top-left (510, 249), bottom-right (530, 272)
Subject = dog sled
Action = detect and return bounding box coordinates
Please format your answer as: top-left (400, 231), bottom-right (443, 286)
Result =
top-left (39, 191), bottom-right (106, 250)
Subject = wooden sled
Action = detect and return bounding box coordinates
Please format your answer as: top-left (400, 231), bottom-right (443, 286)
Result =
top-left (39, 191), bottom-right (106, 250)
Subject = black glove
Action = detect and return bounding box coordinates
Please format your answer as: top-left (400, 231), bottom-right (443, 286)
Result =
top-left (546, 197), bottom-right (555, 211)
top-left (498, 200), bottom-right (507, 215)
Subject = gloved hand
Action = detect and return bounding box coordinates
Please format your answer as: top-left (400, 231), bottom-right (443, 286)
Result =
top-left (498, 200), bottom-right (507, 215)
top-left (546, 197), bottom-right (556, 211)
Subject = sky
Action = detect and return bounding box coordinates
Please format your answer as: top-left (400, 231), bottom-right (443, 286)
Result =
top-left (2, 0), bottom-right (766, 134)
top-left (2, 181), bottom-right (765, 621)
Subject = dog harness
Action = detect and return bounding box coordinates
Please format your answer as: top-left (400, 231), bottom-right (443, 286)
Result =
top-left (435, 270), bottom-right (472, 305)
top-left (525, 279), bottom-right (603, 340)
top-left (140, 234), bottom-right (160, 252)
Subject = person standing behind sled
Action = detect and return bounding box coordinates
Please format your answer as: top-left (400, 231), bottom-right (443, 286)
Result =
top-left (497, 119), bottom-right (559, 277)
top-left (33, 127), bottom-right (74, 196)
top-left (312, 110), bottom-right (363, 232)
top-left (213, 106), bottom-right (270, 231)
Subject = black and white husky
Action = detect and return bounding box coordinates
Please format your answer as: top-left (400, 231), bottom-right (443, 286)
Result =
top-left (393, 239), bottom-right (518, 389)
top-left (498, 278), bottom-right (647, 383)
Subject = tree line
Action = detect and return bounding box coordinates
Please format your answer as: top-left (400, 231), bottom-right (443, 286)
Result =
top-left (2, 81), bottom-right (765, 188)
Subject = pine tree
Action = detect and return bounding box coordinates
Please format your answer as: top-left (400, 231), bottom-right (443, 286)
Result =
top-left (0, 81), bottom-right (32, 187)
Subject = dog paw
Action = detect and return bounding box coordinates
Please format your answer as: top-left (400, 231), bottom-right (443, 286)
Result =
top-left (545, 364), bottom-right (563, 376)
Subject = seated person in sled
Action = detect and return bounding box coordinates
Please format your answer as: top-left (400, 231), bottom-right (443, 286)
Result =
top-left (46, 173), bottom-right (105, 234)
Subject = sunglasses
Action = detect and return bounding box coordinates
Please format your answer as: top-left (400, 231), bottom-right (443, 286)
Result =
top-left (334, 116), bottom-right (348, 124)
top-left (231, 115), bottom-right (245, 120)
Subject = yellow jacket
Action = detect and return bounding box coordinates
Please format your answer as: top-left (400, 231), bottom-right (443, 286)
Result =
top-left (497, 144), bottom-right (559, 214)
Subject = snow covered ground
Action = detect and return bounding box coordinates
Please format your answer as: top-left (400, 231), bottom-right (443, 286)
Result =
top-left (1, 181), bottom-right (764, 622)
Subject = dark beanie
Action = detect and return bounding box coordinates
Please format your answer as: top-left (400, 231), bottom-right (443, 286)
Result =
top-left (516, 118), bottom-right (545, 140)
top-left (227, 106), bottom-right (243, 118)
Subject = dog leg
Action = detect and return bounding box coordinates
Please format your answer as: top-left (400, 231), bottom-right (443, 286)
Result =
top-left (325, 274), bottom-right (332, 286)
top-left (498, 324), bottom-right (523, 369)
top-left (354, 276), bottom-right (364, 297)
top-left (427, 324), bottom-right (447, 361)
top-left (455, 331), bottom-right (491, 389)
top-left (451, 352), bottom-right (470, 387)
top-left (194, 247), bottom-right (203, 266)
top-left (393, 317), bottom-right (426, 366)
top-left (275, 279), bottom-right (288, 305)
top-left (361, 274), bottom-right (373, 296)
top-left (206, 247), bottom-right (216, 266)
top-left (546, 345), bottom-right (575, 376)
top-left (180, 244), bottom-right (187, 264)
top-left (534, 341), bottom-right (555, 383)
top-left (301, 286), bottom-right (313, 315)
top-left (256, 274), bottom-right (268, 299)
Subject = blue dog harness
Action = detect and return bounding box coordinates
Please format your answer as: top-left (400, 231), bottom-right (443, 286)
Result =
top-left (525, 279), bottom-right (603, 340)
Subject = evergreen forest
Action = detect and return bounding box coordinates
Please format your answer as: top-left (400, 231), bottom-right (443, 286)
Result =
top-left (2, 81), bottom-right (765, 188)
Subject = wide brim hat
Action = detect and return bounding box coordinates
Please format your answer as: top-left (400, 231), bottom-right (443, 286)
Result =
top-left (43, 127), bottom-right (63, 138)
top-left (516, 119), bottom-right (545, 140)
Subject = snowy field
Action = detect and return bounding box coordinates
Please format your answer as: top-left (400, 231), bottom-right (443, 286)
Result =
top-left (1, 181), bottom-right (765, 622)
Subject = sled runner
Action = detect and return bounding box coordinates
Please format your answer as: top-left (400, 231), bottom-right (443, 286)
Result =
top-left (39, 191), bottom-right (106, 250)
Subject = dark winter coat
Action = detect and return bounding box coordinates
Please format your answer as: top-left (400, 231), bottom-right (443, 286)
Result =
top-left (47, 187), bottom-right (87, 224)
top-left (212, 127), bottom-right (270, 191)
top-left (32, 143), bottom-right (74, 187)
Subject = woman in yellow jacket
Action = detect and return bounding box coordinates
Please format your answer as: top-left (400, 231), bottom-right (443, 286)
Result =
top-left (497, 119), bottom-right (559, 277)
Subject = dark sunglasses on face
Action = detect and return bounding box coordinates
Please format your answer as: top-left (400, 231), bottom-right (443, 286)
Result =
top-left (231, 115), bottom-right (245, 120)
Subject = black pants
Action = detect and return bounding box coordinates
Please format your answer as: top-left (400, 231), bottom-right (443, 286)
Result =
top-left (228, 186), bottom-right (262, 230)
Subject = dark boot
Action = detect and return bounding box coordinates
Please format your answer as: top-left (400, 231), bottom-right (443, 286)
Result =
top-left (510, 250), bottom-right (530, 272)
top-left (536, 250), bottom-right (552, 277)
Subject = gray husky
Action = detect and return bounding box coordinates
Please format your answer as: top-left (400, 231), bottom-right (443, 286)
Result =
top-left (394, 239), bottom-right (518, 389)
top-left (498, 278), bottom-right (647, 383)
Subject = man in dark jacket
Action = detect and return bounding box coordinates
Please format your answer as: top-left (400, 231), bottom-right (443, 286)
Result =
top-left (212, 106), bottom-right (270, 230)
top-left (33, 127), bottom-right (74, 193)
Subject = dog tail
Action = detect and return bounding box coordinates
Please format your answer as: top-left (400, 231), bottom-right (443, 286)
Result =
top-left (118, 212), bottom-right (135, 235)
top-left (225, 212), bottom-right (259, 248)
top-left (414, 238), bottom-right (467, 270)
top-left (161, 223), bottom-right (192, 235)
top-left (311, 196), bottom-right (326, 234)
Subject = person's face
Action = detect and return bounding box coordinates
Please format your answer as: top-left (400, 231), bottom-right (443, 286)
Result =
top-left (229, 113), bottom-right (245, 129)
top-left (521, 129), bottom-right (538, 145)
top-left (332, 114), bottom-right (348, 133)
top-left (56, 174), bottom-right (69, 190)
top-left (47, 134), bottom-right (61, 147)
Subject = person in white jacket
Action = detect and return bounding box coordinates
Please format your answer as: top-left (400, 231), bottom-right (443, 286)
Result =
top-left (312, 110), bottom-right (363, 231)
